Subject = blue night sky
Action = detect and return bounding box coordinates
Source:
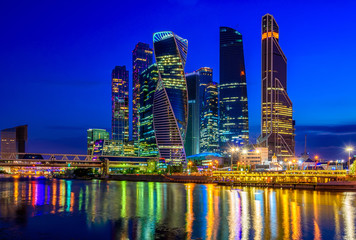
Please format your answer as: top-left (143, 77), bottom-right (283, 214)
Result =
top-left (1, 0), bottom-right (355, 160)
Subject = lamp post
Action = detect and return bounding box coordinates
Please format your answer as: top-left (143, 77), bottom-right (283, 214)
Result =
top-left (346, 147), bottom-right (353, 171)
top-left (230, 147), bottom-right (239, 171)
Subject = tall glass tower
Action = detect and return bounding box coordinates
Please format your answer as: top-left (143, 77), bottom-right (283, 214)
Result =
top-left (139, 64), bottom-right (159, 157)
top-left (185, 67), bottom-right (214, 156)
top-left (200, 82), bottom-right (219, 153)
top-left (152, 31), bottom-right (188, 165)
top-left (219, 27), bottom-right (249, 154)
top-left (258, 14), bottom-right (295, 160)
top-left (112, 66), bottom-right (129, 145)
top-left (132, 42), bottom-right (153, 144)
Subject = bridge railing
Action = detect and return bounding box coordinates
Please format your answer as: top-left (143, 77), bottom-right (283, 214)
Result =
top-left (212, 170), bottom-right (348, 177)
top-left (0, 153), bottom-right (100, 162)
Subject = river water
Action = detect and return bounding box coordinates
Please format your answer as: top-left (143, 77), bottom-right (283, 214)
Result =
top-left (0, 177), bottom-right (355, 239)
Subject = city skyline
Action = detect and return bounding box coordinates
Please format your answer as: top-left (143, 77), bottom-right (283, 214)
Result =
top-left (1, 0), bottom-right (356, 159)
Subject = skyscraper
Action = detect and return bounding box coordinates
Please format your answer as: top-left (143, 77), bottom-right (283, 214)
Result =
top-left (132, 43), bottom-right (153, 144)
top-left (185, 72), bottom-right (200, 156)
top-left (258, 14), bottom-right (295, 160)
top-left (219, 27), bottom-right (249, 153)
top-left (153, 31), bottom-right (188, 165)
top-left (200, 82), bottom-right (219, 153)
top-left (185, 67), bottom-right (214, 156)
top-left (139, 64), bottom-right (159, 157)
top-left (112, 66), bottom-right (129, 148)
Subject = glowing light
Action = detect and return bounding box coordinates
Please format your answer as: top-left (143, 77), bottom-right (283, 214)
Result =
top-left (242, 149), bottom-right (248, 154)
top-left (262, 31), bottom-right (279, 40)
top-left (346, 147), bottom-right (353, 152)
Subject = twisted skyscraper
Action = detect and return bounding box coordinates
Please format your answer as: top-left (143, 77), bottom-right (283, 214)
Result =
top-left (152, 31), bottom-right (188, 165)
top-left (258, 14), bottom-right (295, 160)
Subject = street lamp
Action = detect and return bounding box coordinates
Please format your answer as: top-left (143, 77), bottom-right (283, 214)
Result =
top-left (230, 147), bottom-right (239, 170)
top-left (346, 147), bottom-right (353, 171)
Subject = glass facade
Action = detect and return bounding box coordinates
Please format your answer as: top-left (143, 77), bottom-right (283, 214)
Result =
top-left (139, 64), bottom-right (159, 157)
top-left (87, 129), bottom-right (110, 155)
top-left (185, 67), bottom-right (216, 156)
top-left (219, 27), bottom-right (249, 154)
top-left (200, 82), bottom-right (219, 153)
top-left (153, 31), bottom-right (188, 165)
top-left (185, 72), bottom-right (200, 156)
top-left (259, 14), bottom-right (295, 160)
top-left (112, 66), bottom-right (129, 150)
top-left (132, 42), bottom-right (153, 146)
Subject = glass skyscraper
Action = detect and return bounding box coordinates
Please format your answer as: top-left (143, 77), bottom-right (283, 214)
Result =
top-left (139, 64), bottom-right (159, 157)
top-left (112, 66), bottom-right (129, 148)
top-left (219, 27), bottom-right (249, 154)
top-left (258, 14), bottom-right (295, 160)
top-left (132, 43), bottom-right (153, 144)
top-left (185, 72), bottom-right (200, 156)
top-left (185, 67), bottom-right (215, 156)
top-left (152, 31), bottom-right (188, 165)
top-left (200, 82), bottom-right (219, 153)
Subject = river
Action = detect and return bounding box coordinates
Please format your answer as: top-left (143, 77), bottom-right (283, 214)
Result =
top-left (0, 177), bottom-right (355, 239)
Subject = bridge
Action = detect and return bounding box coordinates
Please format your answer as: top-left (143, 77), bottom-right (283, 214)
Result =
top-left (0, 153), bottom-right (157, 174)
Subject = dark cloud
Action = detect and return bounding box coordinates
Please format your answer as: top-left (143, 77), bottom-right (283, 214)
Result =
top-left (297, 124), bottom-right (356, 136)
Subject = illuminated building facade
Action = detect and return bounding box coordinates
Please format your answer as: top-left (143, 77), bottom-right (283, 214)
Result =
top-left (153, 31), bottom-right (188, 165)
top-left (93, 140), bottom-right (136, 157)
top-left (258, 14), bottom-right (295, 160)
top-left (236, 147), bottom-right (269, 166)
top-left (87, 129), bottom-right (110, 155)
top-left (132, 42), bottom-right (153, 144)
top-left (185, 67), bottom-right (214, 156)
top-left (139, 64), bottom-right (159, 157)
top-left (0, 125), bottom-right (27, 157)
top-left (219, 27), bottom-right (249, 154)
top-left (112, 66), bottom-right (129, 147)
top-left (200, 82), bottom-right (219, 153)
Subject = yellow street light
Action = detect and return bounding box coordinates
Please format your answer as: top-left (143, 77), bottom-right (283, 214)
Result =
top-left (346, 146), bottom-right (353, 170)
top-left (256, 149), bottom-right (260, 154)
top-left (242, 149), bottom-right (247, 154)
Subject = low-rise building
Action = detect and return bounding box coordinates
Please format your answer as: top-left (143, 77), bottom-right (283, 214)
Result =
top-left (236, 147), bottom-right (268, 166)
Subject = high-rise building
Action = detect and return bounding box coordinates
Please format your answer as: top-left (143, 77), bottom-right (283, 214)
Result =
top-left (139, 64), bottom-right (159, 157)
top-left (112, 66), bottom-right (129, 150)
top-left (200, 82), bottom-right (219, 153)
top-left (219, 27), bottom-right (249, 154)
top-left (258, 14), bottom-right (295, 160)
top-left (87, 129), bottom-right (110, 155)
top-left (1, 125), bottom-right (28, 157)
top-left (185, 72), bottom-right (200, 156)
top-left (185, 67), bottom-right (215, 156)
top-left (132, 42), bottom-right (153, 144)
top-left (153, 31), bottom-right (188, 165)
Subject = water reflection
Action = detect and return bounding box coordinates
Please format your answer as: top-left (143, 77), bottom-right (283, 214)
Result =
top-left (0, 178), bottom-right (355, 239)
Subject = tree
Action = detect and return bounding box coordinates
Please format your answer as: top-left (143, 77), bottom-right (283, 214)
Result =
top-left (350, 162), bottom-right (356, 175)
